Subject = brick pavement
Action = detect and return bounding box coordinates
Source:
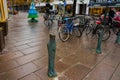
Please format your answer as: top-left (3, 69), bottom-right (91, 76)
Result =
top-left (0, 12), bottom-right (119, 80)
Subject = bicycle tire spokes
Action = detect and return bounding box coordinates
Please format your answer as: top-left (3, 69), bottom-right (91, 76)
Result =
top-left (58, 27), bottom-right (70, 42)
top-left (101, 28), bottom-right (111, 41)
top-left (73, 27), bottom-right (82, 37)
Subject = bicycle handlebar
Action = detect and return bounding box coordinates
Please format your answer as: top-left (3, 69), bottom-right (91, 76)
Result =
top-left (64, 16), bottom-right (79, 21)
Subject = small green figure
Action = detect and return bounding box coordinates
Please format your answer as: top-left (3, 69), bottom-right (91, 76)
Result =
top-left (96, 29), bottom-right (103, 54)
top-left (47, 34), bottom-right (57, 77)
top-left (28, 0), bottom-right (38, 22)
top-left (115, 30), bottom-right (120, 44)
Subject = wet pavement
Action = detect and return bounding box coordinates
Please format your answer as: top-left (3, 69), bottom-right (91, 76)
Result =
top-left (0, 12), bottom-right (120, 80)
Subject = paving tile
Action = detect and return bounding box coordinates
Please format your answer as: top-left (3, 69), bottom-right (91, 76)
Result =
top-left (55, 61), bottom-right (70, 73)
top-left (6, 47), bottom-right (18, 52)
top-left (15, 37), bottom-right (39, 45)
top-left (57, 74), bottom-right (69, 80)
top-left (35, 67), bottom-right (49, 80)
top-left (19, 46), bottom-right (42, 54)
top-left (62, 38), bottom-right (82, 52)
top-left (32, 56), bottom-right (48, 69)
top-left (27, 41), bottom-right (44, 47)
top-left (6, 42), bottom-right (16, 48)
top-left (0, 60), bottom-right (19, 73)
top-left (55, 55), bottom-right (61, 63)
top-left (14, 33), bottom-right (47, 42)
top-left (19, 73), bottom-right (42, 80)
top-left (14, 36), bottom-right (39, 42)
top-left (56, 46), bottom-right (75, 58)
top-left (74, 47), bottom-right (106, 68)
top-left (78, 36), bottom-right (97, 51)
top-left (33, 55), bottom-right (60, 69)
top-left (15, 44), bottom-right (30, 50)
top-left (13, 32), bottom-right (46, 40)
top-left (102, 54), bottom-right (120, 68)
top-left (83, 62), bottom-right (115, 80)
top-left (15, 51), bottom-right (46, 65)
top-left (0, 51), bottom-right (24, 62)
top-left (64, 63), bottom-right (91, 80)
top-left (0, 73), bottom-right (8, 80)
top-left (0, 63), bottom-right (39, 80)
top-left (6, 39), bottom-right (17, 44)
top-left (14, 39), bottom-right (34, 46)
top-left (110, 46), bottom-right (120, 57)
top-left (102, 42), bottom-right (115, 53)
top-left (111, 63), bottom-right (120, 80)
top-left (79, 53), bottom-right (106, 69)
top-left (61, 54), bottom-right (79, 66)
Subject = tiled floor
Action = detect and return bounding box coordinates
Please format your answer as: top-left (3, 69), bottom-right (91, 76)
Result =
top-left (0, 12), bottom-right (120, 80)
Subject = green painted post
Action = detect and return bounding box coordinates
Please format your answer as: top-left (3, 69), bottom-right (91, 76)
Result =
top-left (47, 34), bottom-right (57, 77)
top-left (96, 29), bottom-right (103, 54)
top-left (115, 30), bottom-right (120, 44)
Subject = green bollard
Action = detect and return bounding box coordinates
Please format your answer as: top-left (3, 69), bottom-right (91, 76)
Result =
top-left (115, 30), bottom-right (120, 44)
top-left (47, 34), bottom-right (57, 77)
top-left (96, 29), bottom-right (103, 54)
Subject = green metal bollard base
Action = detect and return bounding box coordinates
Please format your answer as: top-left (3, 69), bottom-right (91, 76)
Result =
top-left (96, 49), bottom-right (102, 54)
top-left (28, 18), bottom-right (38, 22)
top-left (47, 34), bottom-right (57, 77)
top-left (48, 72), bottom-right (57, 78)
top-left (115, 31), bottom-right (120, 44)
top-left (96, 29), bottom-right (103, 54)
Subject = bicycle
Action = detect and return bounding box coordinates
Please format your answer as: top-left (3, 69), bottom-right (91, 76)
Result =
top-left (58, 17), bottom-right (82, 42)
top-left (43, 14), bottom-right (50, 26)
top-left (86, 19), bottom-right (111, 41)
top-left (43, 11), bottom-right (56, 29)
top-left (77, 16), bottom-right (92, 36)
top-left (109, 17), bottom-right (120, 35)
top-left (57, 14), bottom-right (69, 30)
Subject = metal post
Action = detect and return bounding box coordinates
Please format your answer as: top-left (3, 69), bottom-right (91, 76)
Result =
top-left (47, 34), bottom-right (57, 77)
top-left (96, 29), bottom-right (103, 54)
top-left (72, 0), bottom-right (77, 17)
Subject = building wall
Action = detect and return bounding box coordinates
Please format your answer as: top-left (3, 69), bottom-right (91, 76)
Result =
top-left (89, 0), bottom-right (120, 16)
top-left (7, 0), bottom-right (32, 6)
top-left (35, 0), bottom-right (90, 14)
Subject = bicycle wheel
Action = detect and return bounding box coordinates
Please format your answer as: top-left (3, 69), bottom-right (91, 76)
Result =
top-left (58, 26), bottom-right (70, 42)
top-left (48, 20), bottom-right (53, 28)
top-left (97, 28), bottom-right (111, 41)
top-left (85, 24), bottom-right (92, 35)
top-left (73, 27), bottom-right (82, 37)
top-left (44, 20), bottom-right (49, 27)
top-left (102, 29), bottom-right (111, 41)
top-left (112, 27), bottom-right (119, 35)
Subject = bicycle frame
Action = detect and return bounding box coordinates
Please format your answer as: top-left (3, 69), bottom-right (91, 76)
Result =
top-left (44, 13), bottom-right (54, 28)
top-left (58, 17), bottom-right (82, 42)
top-left (64, 18), bottom-right (74, 34)
top-left (92, 20), bottom-right (102, 34)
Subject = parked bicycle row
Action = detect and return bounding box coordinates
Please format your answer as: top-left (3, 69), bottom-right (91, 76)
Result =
top-left (43, 12), bottom-right (120, 42)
